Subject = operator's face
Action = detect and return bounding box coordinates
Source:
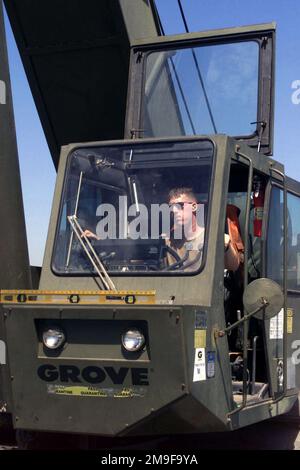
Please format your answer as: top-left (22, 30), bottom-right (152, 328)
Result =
top-left (169, 193), bottom-right (197, 228)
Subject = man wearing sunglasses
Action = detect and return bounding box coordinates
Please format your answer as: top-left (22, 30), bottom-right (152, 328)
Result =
top-left (165, 187), bottom-right (240, 272)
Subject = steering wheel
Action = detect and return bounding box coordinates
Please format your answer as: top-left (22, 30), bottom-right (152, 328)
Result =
top-left (160, 245), bottom-right (188, 271)
top-left (162, 245), bottom-right (203, 272)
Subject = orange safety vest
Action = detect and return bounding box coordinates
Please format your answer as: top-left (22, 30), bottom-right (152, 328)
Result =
top-left (226, 204), bottom-right (244, 266)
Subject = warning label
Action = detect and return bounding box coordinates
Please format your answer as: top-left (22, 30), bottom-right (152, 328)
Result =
top-left (193, 348), bottom-right (206, 382)
top-left (47, 385), bottom-right (146, 398)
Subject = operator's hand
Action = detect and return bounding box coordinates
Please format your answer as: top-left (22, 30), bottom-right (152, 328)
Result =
top-left (81, 230), bottom-right (99, 240)
top-left (224, 233), bottom-right (231, 250)
top-left (224, 234), bottom-right (240, 272)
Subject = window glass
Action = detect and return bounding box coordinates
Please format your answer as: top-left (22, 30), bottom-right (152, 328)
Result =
top-left (52, 140), bottom-right (214, 275)
top-left (267, 186), bottom-right (283, 285)
top-left (287, 192), bottom-right (300, 290)
top-left (143, 41), bottom-right (259, 138)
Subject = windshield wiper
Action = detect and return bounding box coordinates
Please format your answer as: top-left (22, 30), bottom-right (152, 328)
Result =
top-left (66, 171), bottom-right (83, 268)
top-left (132, 178), bottom-right (140, 214)
top-left (67, 215), bottom-right (116, 291)
top-left (65, 169), bottom-right (116, 290)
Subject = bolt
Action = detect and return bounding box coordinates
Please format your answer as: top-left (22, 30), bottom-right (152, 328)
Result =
top-left (215, 330), bottom-right (225, 338)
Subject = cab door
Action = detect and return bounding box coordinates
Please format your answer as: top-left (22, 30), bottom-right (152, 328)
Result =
top-left (265, 178), bottom-right (300, 398)
top-left (264, 176), bottom-right (300, 400)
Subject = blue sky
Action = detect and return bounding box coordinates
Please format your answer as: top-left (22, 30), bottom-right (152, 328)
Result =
top-left (4, 0), bottom-right (300, 265)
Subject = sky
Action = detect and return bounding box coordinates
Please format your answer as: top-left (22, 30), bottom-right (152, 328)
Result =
top-left (3, 0), bottom-right (300, 266)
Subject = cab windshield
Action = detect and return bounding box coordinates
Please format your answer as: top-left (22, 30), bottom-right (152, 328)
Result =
top-left (52, 140), bottom-right (214, 275)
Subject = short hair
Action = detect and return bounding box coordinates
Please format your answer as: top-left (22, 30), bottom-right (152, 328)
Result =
top-left (168, 187), bottom-right (197, 202)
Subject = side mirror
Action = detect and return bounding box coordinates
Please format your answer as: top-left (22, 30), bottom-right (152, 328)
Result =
top-left (218, 277), bottom-right (283, 339)
top-left (243, 278), bottom-right (284, 320)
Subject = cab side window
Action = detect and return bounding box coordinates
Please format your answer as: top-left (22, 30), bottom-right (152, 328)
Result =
top-left (286, 192), bottom-right (300, 291)
top-left (266, 186), bottom-right (283, 286)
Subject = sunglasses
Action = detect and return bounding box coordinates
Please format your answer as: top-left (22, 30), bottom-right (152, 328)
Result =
top-left (168, 202), bottom-right (197, 210)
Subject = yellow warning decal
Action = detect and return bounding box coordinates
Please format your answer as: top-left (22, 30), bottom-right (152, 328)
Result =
top-left (194, 329), bottom-right (206, 348)
top-left (0, 289), bottom-right (155, 306)
top-left (47, 385), bottom-right (146, 398)
top-left (287, 308), bottom-right (293, 334)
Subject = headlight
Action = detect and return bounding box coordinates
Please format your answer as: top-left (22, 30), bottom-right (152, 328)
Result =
top-left (122, 329), bottom-right (145, 352)
top-left (42, 328), bottom-right (66, 350)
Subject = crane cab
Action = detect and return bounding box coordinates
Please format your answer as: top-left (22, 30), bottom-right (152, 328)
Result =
top-left (1, 20), bottom-right (300, 439)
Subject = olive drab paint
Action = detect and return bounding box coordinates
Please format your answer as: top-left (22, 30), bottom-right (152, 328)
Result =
top-left (0, 1), bottom-right (31, 290)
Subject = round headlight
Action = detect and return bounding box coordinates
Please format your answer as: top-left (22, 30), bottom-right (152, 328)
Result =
top-left (43, 328), bottom-right (66, 350)
top-left (122, 329), bottom-right (145, 352)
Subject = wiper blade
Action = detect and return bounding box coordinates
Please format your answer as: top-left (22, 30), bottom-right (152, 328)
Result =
top-left (67, 215), bottom-right (116, 291)
top-left (66, 171), bottom-right (83, 268)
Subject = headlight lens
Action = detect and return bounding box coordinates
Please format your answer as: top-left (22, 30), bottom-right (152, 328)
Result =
top-left (42, 328), bottom-right (66, 350)
top-left (122, 329), bottom-right (145, 352)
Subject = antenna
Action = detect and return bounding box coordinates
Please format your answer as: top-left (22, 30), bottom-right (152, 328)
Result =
top-left (177, 0), bottom-right (218, 133)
